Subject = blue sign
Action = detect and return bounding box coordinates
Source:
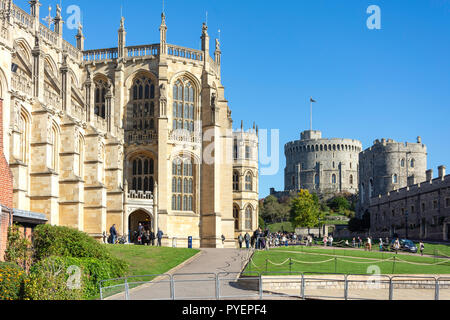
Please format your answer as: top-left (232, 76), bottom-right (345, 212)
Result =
top-left (188, 236), bottom-right (193, 249)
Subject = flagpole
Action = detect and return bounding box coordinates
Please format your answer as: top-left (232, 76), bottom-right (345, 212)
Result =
top-left (310, 98), bottom-right (313, 131)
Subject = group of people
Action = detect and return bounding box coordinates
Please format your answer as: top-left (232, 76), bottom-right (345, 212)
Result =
top-left (236, 229), bottom-right (309, 250)
top-left (322, 235), bottom-right (334, 247)
top-left (105, 223), bottom-right (164, 246)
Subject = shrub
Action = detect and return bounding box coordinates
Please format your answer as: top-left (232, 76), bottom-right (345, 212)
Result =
top-left (4, 224), bottom-right (33, 270)
top-left (24, 257), bottom-right (85, 300)
top-left (24, 256), bottom-right (127, 300)
top-left (33, 224), bottom-right (112, 261)
top-left (0, 262), bottom-right (26, 300)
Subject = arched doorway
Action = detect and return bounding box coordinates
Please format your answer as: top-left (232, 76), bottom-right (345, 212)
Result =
top-left (129, 210), bottom-right (152, 243)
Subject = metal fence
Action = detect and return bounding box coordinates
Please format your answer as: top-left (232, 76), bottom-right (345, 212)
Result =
top-left (99, 272), bottom-right (450, 300)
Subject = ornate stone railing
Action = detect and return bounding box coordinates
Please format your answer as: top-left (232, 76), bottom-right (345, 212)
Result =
top-left (83, 48), bottom-right (118, 62)
top-left (11, 4), bottom-right (34, 32)
top-left (126, 129), bottom-right (158, 145)
top-left (127, 190), bottom-right (153, 201)
top-left (169, 129), bottom-right (202, 144)
top-left (93, 115), bottom-right (108, 132)
top-left (39, 24), bottom-right (59, 46)
top-left (43, 87), bottom-right (61, 108)
top-left (11, 73), bottom-right (32, 96)
top-left (62, 39), bottom-right (81, 60)
top-left (126, 44), bottom-right (159, 58)
top-left (167, 44), bottom-right (204, 61)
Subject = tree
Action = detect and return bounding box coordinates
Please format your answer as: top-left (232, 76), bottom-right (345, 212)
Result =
top-left (328, 196), bottom-right (351, 213)
top-left (290, 190), bottom-right (320, 230)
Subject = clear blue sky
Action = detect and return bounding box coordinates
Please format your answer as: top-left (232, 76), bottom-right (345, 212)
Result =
top-left (17, 0), bottom-right (450, 198)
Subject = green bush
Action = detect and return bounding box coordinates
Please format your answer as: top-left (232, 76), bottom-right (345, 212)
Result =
top-left (25, 256), bottom-right (127, 300)
top-left (0, 262), bottom-right (26, 300)
top-left (24, 257), bottom-right (84, 300)
top-left (33, 224), bottom-right (110, 261)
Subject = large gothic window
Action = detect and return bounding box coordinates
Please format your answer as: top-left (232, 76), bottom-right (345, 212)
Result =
top-left (94, 79), bottom-right (107, 119)
top-left (172, 157), bottom-right (194, 212)
top-left (131, 156), bottom-right (155, 193)
top-left (172, 80), bottom-right (195, 133)
top-left (18, 112), bottom-right (29, 164)
top-left (131, 76), bottom-right (156, 132)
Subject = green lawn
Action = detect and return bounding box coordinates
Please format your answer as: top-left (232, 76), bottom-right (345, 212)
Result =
top-left (245, 246), bottom-right (450, 275)
top-left (100, 245), bottom-right (200, 298)
top-left (105, 244), bottom-right (200, 276)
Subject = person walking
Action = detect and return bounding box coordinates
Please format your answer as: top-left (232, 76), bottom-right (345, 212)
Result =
top-left (244, 232), bottom-right (250, 249)
top-left (352, 237), bottom-right (356, 248)
top-left (109, 224), bottom-right (117, 245)
top-left (379, 238), bottom-right (383, 251)
top-left (367, 236), bottom-right (372, 251)
top-left (419, 242), bottom-right (425, 256)
top-left (221, 234), bottom-right (226, 245)
top-left (137, 223), bottom-right (144, 245)
top-left (394, 238), bottom-right (400, 254)
top-left (329, 235), bottom-right (334, 247)
top-left (238, 234), bottom-right (244, 249)
top-left (157, 228), bottom-right (164, 247)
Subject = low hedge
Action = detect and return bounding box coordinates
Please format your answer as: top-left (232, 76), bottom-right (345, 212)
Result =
top-left (25, 256), bottom-right (128, 300)
top-left (0, 262), bottom-right (26, 300)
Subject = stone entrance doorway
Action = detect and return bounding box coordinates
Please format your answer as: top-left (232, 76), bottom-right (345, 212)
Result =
top-left (129, 210), bottom-right (152, 243)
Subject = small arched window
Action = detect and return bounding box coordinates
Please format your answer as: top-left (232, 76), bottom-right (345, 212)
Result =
top-left (401, 159), bottom-right (405, 167)
top-left (245, 206), bottom-right (253, 230)
top-left (94, 79), bottom-right (107, 119)
top-left (410, 159), bottom-right (415, 168)
top-left (349, 175), bottom-right (354, 185)
top-left (233, 206), bottom-right (240, 231)
top-left (393, 174), bottom-right (398, 184)
top-left (245, 173), bottom-right (253, 191)
top-left (331, 174), bottom-right (337, 184)
top-left (233, 171), bottom-right (239, 191)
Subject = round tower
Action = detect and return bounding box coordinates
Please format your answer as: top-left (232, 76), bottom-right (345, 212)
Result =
top-left (284, 130), bottom-right (362, 197)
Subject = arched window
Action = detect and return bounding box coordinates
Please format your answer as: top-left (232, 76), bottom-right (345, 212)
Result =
top-left (410, 159), bottom-right (415, 168)
top-left (173, 80), bottom-right (195, 133)
top-left (172, 157), bottom-right (194, 211)
top-left (331, 174), bottom-right (337, 184)
top-left (349, 175), bottom-right (354, 185)
top-left (18, 112), bottom-right (29, 164)
top-left (233, 171), bottom-right (239, 191)
top-left (233, 205), bottom-right (240, 231)
top-left (401, 159), bottom-right (405, 167)
top-left (314, 174), bottom-right (319, 186)
top-left (129, 76), bottom-right (156, 133)
top-left (361, 183), bottom-right (365, 202)
top-left (131, 156), bottom-right (155, 193)
top-left (94, 79), bottom-right (107, 119)
top-left (393, 174), bottom-right (398, 184)
top-left (245, 206), bottom-right (253, 230)
top-left (369, 179), bottom-right (374, 198)
top-left (245, 172), bottom-right (253, 191)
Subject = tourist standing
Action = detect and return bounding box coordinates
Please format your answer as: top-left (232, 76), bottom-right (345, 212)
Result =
top-left (367, 237), bottom-right (372, 251)
top-left (238, 234), bottom-right (244, 249)
top-left (329, 235), bottom-right (334, 247)
top-left (352, 237), bottom-right (356, 248)
top-left (244, 232), bottom-right (250, 249)
top-left (221, 234), bottom-right (226, 245)
top-left (419, 242), bottom-right (425, 256)
top-left (150, 230), bottom-right (155, 246)
top-left (323, 236), bottom-right (328, 247)
top-left (110, 224), bottom-right (117, 245)
top-left (157, 229), bottom-right (164, 246)
top-left (379, 238), bottom-right (383, 251)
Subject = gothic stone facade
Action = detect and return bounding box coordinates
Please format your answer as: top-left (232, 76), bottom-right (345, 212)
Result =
top-left (0, 0), bottom-right (259, 248)
top-left (359, 137), bottom-right (427, 218)
top-left (284, 130), bottom-right (362, 198)
top-left (369, 167), bottom-right (450, 241)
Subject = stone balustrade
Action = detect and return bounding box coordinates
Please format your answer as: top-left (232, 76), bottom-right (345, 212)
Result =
top-left (128, 190), bottom-right (153, 201)
top-left (126, 44), bottom-right (159, 58)
top-left (11, 73), bottom-right (32, 96)
top-left (39, 24), bottom-right (59, 46)
top-left (126, 129), bottom-right (158, 145)
top-left (83, 48), bottom-right (118, 62)
top-left (11, 4), bottom-right (34, 32)
top-left (167, 44), bottom-right (204, 61)
top-left (169, 129), bottom-right (202, 145)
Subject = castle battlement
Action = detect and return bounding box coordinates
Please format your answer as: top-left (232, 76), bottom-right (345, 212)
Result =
top-left (370, 172), bottom-right (450, 206)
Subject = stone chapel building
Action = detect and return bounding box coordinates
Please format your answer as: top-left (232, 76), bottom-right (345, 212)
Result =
top-left (0, 0), bottom-right (259, 248)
